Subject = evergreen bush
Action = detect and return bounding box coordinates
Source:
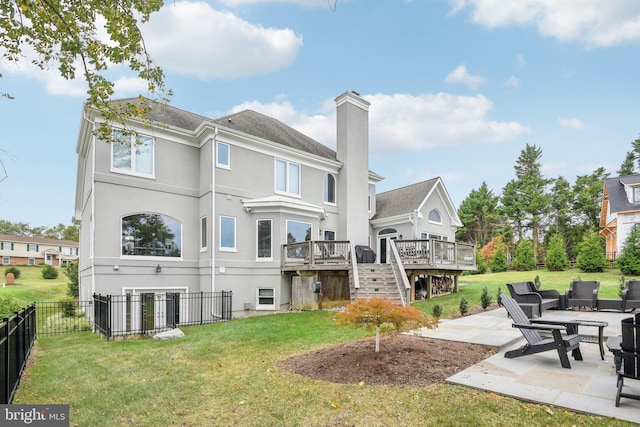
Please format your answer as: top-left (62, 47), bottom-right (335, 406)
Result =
top-left (576, 229), bottom-right (608, 273)
top-left (65, 262), bottom-right (79, 297)
top-left (41, 264), bottom-right (59, 279)
top-left (4, 266), bottom-right (21, 280)
top-left (490, 245), bottom-right (508, 273)
top-left (545, 233), bottom-right (569, 271)
top-left (480, 287), bottom-right (493, 309)
top-left (616, 225), bottom-right (640, 275)
top-left (459, 297), bottom-right (469, 316)
top-left (431, 303), bottom-right (443, 320)
top-left (513, 239), bottom-right (536, 271)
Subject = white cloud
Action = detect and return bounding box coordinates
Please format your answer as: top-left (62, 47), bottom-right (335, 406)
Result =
top-left (141, 1), bottom-right (303, 79)
top-left (445, 65), bottom-right (485, 90)
top-left (505, 75), bottom-right (521, 87)
top-left (0, 58), bottom-right (87, 97)
top-left (558, 117), bottom-right (585, 129)
top-left (516, 53), bottom-right (526, 67)
top-left (219, 0), bottom-right (344, 6)
top-left (449, 0), bottom-right (640, 47)
top-left (231, 92), bottom-right (529, 155)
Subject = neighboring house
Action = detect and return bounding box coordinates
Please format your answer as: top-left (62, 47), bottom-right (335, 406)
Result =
top-left (0, 234), bottom-right (79, 267)
top-left (74, 91), bottom-right (473, 321)
top-left (600, 174), bottom-right (640, 260)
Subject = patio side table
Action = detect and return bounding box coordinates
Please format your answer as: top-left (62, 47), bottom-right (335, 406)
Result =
top-left (571, 319), bottom-right (608, 360)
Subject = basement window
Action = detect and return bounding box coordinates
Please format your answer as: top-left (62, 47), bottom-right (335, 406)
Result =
top-left (256, 288), bottom-right (275, 310)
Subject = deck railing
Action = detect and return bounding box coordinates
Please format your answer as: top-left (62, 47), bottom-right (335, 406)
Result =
top-left (282, 239), bottom-right (475, 270)
top-left (395, 239), bottom-right (475, 268)
top-left (282, 240), bottom-right (351, 267)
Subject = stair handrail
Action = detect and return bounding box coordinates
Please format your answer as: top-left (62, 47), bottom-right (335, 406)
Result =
top-left (389, 240), bottom-right (411, 306)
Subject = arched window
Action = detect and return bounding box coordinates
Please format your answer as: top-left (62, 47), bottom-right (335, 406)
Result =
top-left (379, 228), bottom-right (397, 235)
top-left (122, 213), bottom-right (182, 257)
top-left (324, 173), bottom-right (336, 204)
top-left (428, 209), bottom-right (441, 224)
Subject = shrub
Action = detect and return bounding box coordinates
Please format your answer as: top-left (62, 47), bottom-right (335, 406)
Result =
top-left (41, 264), bottom-right (59, 279)
top-left (459, 297), bottom-right (469, 316)
top-left (471, 249), bottom-right (487, 275)
top-left (0, 296), bottom-right (23, 317)
top-left (534, 275), bottom-right (541, 289)
top-left (496, 287), bottom-right (503, 306)
top-left (513, 240), bottom-right (536, 271)
top-left (618, 276), bottom-right (626, 298)
top-left (490, 245), bottom-right (508, 273)
top-left (616, 225), bottom-right (640, 275)
top-left (60, 296), bottom-right (77, 318)
top-left (65, 262), bottom-right (79, 297)
top-left (480, 287), bottom-right (492, 309)
top-left (4, 266), bottom-right (20, 280)
top-left (576, 229), bottom-right (608, 273)
top-left (545, 233), bottom-right (569, 271)
top-left (431, 303), bottom-right (443, 320)
top-left (334, 297), bottom-right (437, 352)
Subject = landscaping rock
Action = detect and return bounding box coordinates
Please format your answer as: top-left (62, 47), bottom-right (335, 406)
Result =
top-left (152, 328), bottom-right (185, 340)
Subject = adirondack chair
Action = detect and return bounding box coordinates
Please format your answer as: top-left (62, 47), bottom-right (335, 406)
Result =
top-left (506, 281), bottom-right (561, 318)
top-left (622, 280), bottom-right (640, 312)
top-left (565, 280), bottom-right (600, 310)
top-left (500, 293), bottom-right (582, 369)
top-left (616, 313), bottom-right (640, 406)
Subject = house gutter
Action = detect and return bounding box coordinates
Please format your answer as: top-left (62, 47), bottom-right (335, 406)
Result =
top-left (211, 127), bottom-right (218, 292)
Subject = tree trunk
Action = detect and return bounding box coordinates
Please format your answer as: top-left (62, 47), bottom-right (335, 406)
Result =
top-left (375, 325), bottom-right (380, 352)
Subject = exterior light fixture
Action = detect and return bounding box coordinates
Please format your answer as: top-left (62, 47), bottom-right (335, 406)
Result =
top-left (156, 264), bottom-right (162, 273)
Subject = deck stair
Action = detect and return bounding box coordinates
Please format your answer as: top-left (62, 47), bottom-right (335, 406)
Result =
top-left (350, 264), bottom-right (403, 302)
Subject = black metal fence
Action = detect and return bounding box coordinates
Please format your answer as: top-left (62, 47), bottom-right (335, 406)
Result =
top-left (94, 291), bottom-right (232, 340)
top-left (1, 303), bottom-right (37, 404)
top-left (36, 300), bottom-right (94, 336)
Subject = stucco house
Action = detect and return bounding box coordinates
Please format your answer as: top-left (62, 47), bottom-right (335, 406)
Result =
top-left (600, 174), bottom-right (640, 260)
top-left (74, 91), bottom-right (474, 322)
top-left (0, 234), bottom-right (79, 267)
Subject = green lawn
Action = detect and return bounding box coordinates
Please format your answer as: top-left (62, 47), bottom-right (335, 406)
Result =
top-left (13, 268), bottom-right (634, 426)
top-left (2, 265), bottom-right (69, 303)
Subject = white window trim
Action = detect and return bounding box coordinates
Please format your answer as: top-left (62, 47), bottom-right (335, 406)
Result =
top-left (219, 215), bottom-right (237, 252)
top-left (323, 173), bottom-right (337, 206)
top-left (2, 257), bottom-right (9, 265)
top-left (216, 141), bottom-right (231, 170)
top-left (110, 131), bottom-right (156, 179)
top-left (200, 216), bottom-right (208, 252)
top-left (28, 258), bottom-right (35, 266)
top-left (428, 209), bottom-right (442, 225)
top-left (286, 220), bottom-right (312, 245)
top-left (256, 219), bottom-right (273, 262)
top-left (323, 229), bottom-right (336, 240)
top-left (120, 213), bottom-right (183, 260)
top-left (256, 287), bottom-right (276, 310)
top-left (274, 158), bottom-right (301, 197)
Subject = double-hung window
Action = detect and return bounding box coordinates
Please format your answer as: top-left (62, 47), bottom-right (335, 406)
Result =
top-left (324, 173), bottom-right (336, 204)
top-left (275, 159), bottom-right (300, 196)
top-left (111, 129), bottom-right (155, 177)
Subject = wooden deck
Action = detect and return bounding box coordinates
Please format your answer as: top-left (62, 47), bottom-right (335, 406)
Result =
top-left (281, 239), bottom-right (476, 273)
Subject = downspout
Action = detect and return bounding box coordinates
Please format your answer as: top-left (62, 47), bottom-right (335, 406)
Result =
top-left (211, 127), bottom-right (218, 292)
top-left (90, 125), bottom-right (96, 300)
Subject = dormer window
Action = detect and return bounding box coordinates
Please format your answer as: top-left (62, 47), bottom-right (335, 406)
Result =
top-left (634, 187), bottom-right (640, 203)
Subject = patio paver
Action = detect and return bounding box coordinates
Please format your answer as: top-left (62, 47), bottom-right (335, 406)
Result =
top-left (415, 307), bottom-right (640, 424)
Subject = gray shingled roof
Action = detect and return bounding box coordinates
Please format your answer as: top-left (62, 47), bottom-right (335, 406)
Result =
top-left (373, 178), bottom-right (438, 219)
top-left (605, 174), bottom-right (640, 213)
top-left (212, 110), bottom-right (336, 160)
top-left (0, 234), bottom-right (78, 246)
top-left (110, 99), bottom-right (336, 161)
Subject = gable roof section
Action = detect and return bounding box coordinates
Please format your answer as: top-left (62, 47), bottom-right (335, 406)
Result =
top-left (604, 174), bottom-right (640, 214)
top-left (108, 99), bottom-right (337, 161)
top-left (212, 110), bottom-right (336, 161)
top-left (373, 177), bottom-right (462, 227)
top-left (374, 178), bottom-right (438, 219)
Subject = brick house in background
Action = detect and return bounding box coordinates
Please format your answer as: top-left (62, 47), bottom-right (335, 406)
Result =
top-left (0, 234), bottom-right (79, 267)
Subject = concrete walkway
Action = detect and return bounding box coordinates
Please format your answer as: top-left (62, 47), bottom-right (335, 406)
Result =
top-left (414, 308), bottom-right (640, 424)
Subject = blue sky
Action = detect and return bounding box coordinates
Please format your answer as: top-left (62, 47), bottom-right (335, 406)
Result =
top-left (2, 0), bottom-right (640, 228)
